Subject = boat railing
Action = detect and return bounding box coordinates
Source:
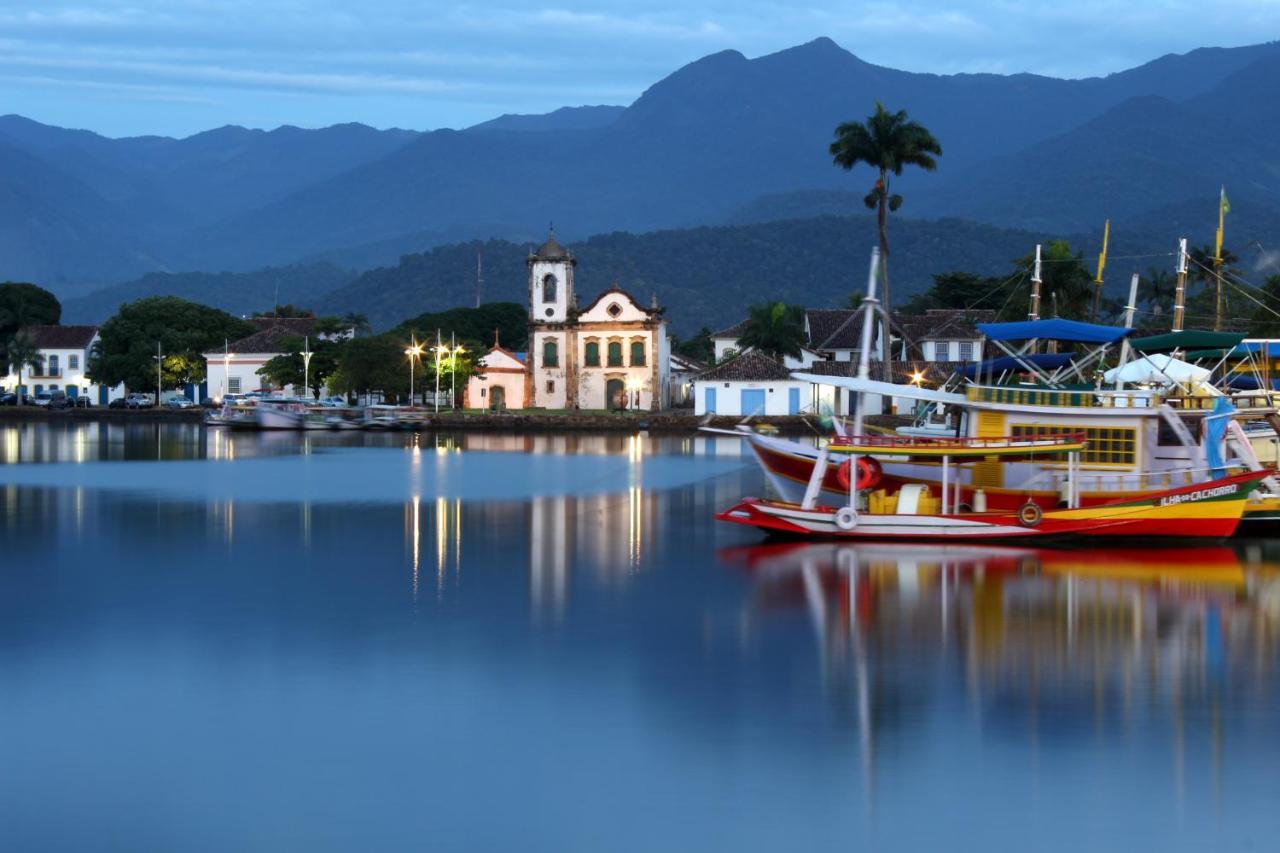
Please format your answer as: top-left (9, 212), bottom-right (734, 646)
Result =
top-left (830, 432), bottom-right (1086, 451)
top-left (965, 385), bottom-right (1159, 409)
top-left (1017, 463), bottom-right (1239, 495)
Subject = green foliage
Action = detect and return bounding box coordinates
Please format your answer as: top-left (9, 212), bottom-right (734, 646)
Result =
top-left (1005, 241), bottom-right (1095, 321)
top-left (0, 282), bottom-right (61, 366)
top-left (5, 330), bottom-right (44, 404)
top-left (253, 304), bottom-right (315, 318)
top-left (830, 101), bottom-right (942, 314)
top-left (89, 296), bottom-right (255, 391)
top-left (257, 336), bottom-right (342, 399)
top-left (673, 326), bottom-right (714, 365)
top-left (394, 302), bottom-right (527, 352)
top-left (738, 302), bottom-right (806, 361)
top-left (325, 335), bottom-right (410, 402)
top-left (1247, 275), bottom-right (1280, 337)
top-left (901, 272), bottom-right (1007, 314)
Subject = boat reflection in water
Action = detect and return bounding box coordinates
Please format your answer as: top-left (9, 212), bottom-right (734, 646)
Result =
top-left (720, 540), bottom-right (1280, 804)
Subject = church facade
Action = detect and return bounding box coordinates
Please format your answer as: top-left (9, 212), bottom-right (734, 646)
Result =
top-left (524, 233), bottom-right (670, 411)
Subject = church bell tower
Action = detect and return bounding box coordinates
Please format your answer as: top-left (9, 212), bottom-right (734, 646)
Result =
top-left (528, 230), bottom-right (575, 325)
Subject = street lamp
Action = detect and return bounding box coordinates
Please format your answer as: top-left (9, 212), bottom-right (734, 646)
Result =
top-left (153, 341), bottom-right (163, 405)
top-left (404, 339), bottom-right (423, 407)
top-left (301, 336), bottom-right (313, 401)
top-left (449, 332), bottom-right (465, 411)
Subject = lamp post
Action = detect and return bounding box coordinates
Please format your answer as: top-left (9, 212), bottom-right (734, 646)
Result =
top-left (404, 339), bottom-right (422, 407)
top-left (302, 336), bottom-right (313, 401)
top-left (154, 341), bottom-right (162, 405)
top-left (449, 332), bottom-right (465, 411)
top-left (434, 328), bottom-right (444, 414)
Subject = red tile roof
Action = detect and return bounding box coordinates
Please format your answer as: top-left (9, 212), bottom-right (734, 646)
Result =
top-left (22, 325), bottom-right (98, 349)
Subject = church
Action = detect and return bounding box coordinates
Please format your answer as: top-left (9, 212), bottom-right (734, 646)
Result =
top-left (467, 232), bottom-right (671, 411)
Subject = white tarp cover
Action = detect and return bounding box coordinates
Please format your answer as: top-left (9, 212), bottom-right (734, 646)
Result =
top-left (789, 373), bottom-right (968, 405)
top-left (1102, 354), bottom-right (1210, 385)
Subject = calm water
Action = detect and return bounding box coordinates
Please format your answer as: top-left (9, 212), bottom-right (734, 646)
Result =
top-left (2, 422), bottom-right (1279, 851)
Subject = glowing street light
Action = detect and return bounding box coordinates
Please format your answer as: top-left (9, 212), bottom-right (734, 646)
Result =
top-left (405, 339), bottom-right (423, 406)
top-left (909, 369), bottom-right (925, 387)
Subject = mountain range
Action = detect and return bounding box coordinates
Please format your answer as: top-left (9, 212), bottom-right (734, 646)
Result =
top-left (4, 36), bottom-right (1280, 309)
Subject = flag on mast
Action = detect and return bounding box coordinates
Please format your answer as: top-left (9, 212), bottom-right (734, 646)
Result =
top-left (1094, 219), bottom-right (1110, 283)
top-left (1215, 186), bottom-right (1230, 262)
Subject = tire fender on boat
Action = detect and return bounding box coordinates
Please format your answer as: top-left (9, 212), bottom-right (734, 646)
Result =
top-left (1018, 501), bottom-right (1043, 527)
top-left (834, 506), bottom-right (859, 531)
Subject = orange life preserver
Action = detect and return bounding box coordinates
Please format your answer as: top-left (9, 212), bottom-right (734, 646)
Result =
top-left (836, 456), bottom-right (882, 491)
top-left (1018, 501), bottom-right (1043, 527)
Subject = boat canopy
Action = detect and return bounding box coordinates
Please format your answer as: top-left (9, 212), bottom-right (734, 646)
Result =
top-left (1129, 330), bottom-right (1245, 353)
top-left (976, 318), bottom-right (1132, 344)
top-left (1102, 354), bottom-right (1210, 385)
top-left (1231, 341), bottom-right (1280, 357)
top-left (956, 352), bottom-right (1075, 379)
top-left (789, 373), bottom-right (967, 405)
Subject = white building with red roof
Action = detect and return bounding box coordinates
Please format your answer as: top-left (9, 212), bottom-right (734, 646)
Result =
top-left (1, 324), bottom-right (125, 404)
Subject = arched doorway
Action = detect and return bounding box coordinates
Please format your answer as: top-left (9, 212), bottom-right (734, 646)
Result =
top-left (490, 385), bottom-right (506, 411)
top-left (606, 378), bottom-right (626, 411)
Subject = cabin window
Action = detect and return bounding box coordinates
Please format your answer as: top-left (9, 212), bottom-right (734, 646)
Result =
top-left (607, 341), bottom-right (623, 367)
top-left (958, 342), bottom-right (973, 362)
top-left (630, 341), bottom-right (646, 366)
top-left (585, 341), bottom-right (600, 367)
top-left (1157, 416), bottom-right (1199, 446)
top-left (1011, 423), bottom-right (1137, 466)
top-left (542, 339), bottom-right (558, 367)
top-left (228, 377), bottom-right (241, 394)
top-left (543, 274), bottom-right (557, 303)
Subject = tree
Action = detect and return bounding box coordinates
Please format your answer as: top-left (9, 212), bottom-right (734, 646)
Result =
top-left (257, 336), bottom-right (341, 399)
top-left (1008, 241), bottom-right (1094, 322)
top-left (738, 302), bottom-right (806, 362)
top-left (253, 304), bottom-right (314, 319)
top-left (88, 297), bottom-right (255, 392)
top-left (674, 326), bottom-right (715, 365)
top-left (5, 330), bottom-right (43, 405)
top-left (394, 303), bottom-right (527, 352)
top-left (830, 102), bottom-right (942, 326)
top-left (342, 312), bottom-right (372, 337)
top-left (326, 335), bottom-right (410, 403)
top-left (1248, 275), bottom-right (1280, 337)
top-left (1188, 245), bottom-right (1243, 330)
top-left (0, 282), bottom-right (61, 367)
top-left (901, 271), bottom-right (1006, 314)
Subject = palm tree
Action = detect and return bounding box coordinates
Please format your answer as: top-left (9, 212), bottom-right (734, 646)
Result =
top-left (342, 312), bottom-right (371, 337)
top-left (830, 102), bottom-right (942, 323)
top-left (738, 302), bottom-right (806, 362)
top-left (6, 331), bottom-right (43, 405)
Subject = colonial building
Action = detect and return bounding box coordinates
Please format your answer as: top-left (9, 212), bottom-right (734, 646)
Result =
top-left (693, 350), bottom-right (811, 417)
top-left (464, 342), bottom-right (527, 410)
top-left (525, 233), bottom-right (670, 411)
top-left (0, 325), bottom-right (124, 404)
top-left (203, 317), bottom-right (320, 401)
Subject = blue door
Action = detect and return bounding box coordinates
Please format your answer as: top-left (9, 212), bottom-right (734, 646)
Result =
top-left (788, 387), bottom-right (800, 415)
top-left (741, 388), bottom-right (766, 416)
top-left (704, 386), bottom-right (717, 414)
top-left (99, 386), bottom-right (109, 405)
top-left (66, 386), bottom-right (77, 399)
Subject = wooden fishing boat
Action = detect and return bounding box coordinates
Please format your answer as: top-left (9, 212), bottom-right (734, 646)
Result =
top-left (716, 248), bottom-right (1271, 543)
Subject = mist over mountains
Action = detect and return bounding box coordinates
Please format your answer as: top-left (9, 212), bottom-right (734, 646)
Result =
top-left (5, 36), bottom-right (1280, 321)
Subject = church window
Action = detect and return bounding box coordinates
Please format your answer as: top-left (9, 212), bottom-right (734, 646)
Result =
top-left (542, 339), bottom-right (559, 367)
top-left (607, 302), bottom-right (622, 318)
top-left (585, 341), bottom-right (600, 367)
top-left (630, 341), bottom-right (646, 366)
top-left (543, 274), bottom-right (557, 303)
top-left (607, 341), bottom-right (623, 367)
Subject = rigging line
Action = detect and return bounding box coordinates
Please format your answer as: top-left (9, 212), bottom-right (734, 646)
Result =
top-left (963, 268), bottom-right (1028, 314)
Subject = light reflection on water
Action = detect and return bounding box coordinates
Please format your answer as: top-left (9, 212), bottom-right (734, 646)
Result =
top-left (1, 423), bottom-right (1279, 851)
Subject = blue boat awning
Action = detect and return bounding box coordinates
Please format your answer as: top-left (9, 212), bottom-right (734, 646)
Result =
top-left (976, 318), bottom-right (1133, 344)
top-left (1231, 342), bottom-right (1280, 357)
top-left (957, 352), bottom-right (1076, 379)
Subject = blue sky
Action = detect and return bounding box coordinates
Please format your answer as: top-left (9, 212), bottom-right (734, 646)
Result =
top-left (1, 0), bottom-right (1277, 138)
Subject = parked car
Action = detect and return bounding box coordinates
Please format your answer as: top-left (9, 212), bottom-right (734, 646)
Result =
top-left (0, 392), bottom-right (16, 406)
top-left (125, 393), bottom-right (154, 409)
top-left (317, 396), bottom-right (348, 408)
top-left (47, 391), bottom-right (72, 410)
top-left (32, 392), bottom-right (53, 407)
top-left (166, 397), bottom-right (196, 409)
top-left (108, 397), bottom-right (128, 409)
top-left (74, 395), bottom-right (91, 408)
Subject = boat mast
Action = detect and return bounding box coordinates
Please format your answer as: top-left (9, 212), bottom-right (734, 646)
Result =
top-left (1113, 272), bottom-right (1140, 391)
top-left (1172, 237), bottom-right (1188, 332)
top-left (1091, 220), bottom-right (1109, 323)
top-left (1029, 244), bottom-right (1042, 322)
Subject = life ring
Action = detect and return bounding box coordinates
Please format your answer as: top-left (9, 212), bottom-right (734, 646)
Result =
top-left (1018, 501), bottom-right (1043, 527)
top-left (835, 457), bottom-right (883, 491)
top-left (834, 506), bottom-right (859, 531)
